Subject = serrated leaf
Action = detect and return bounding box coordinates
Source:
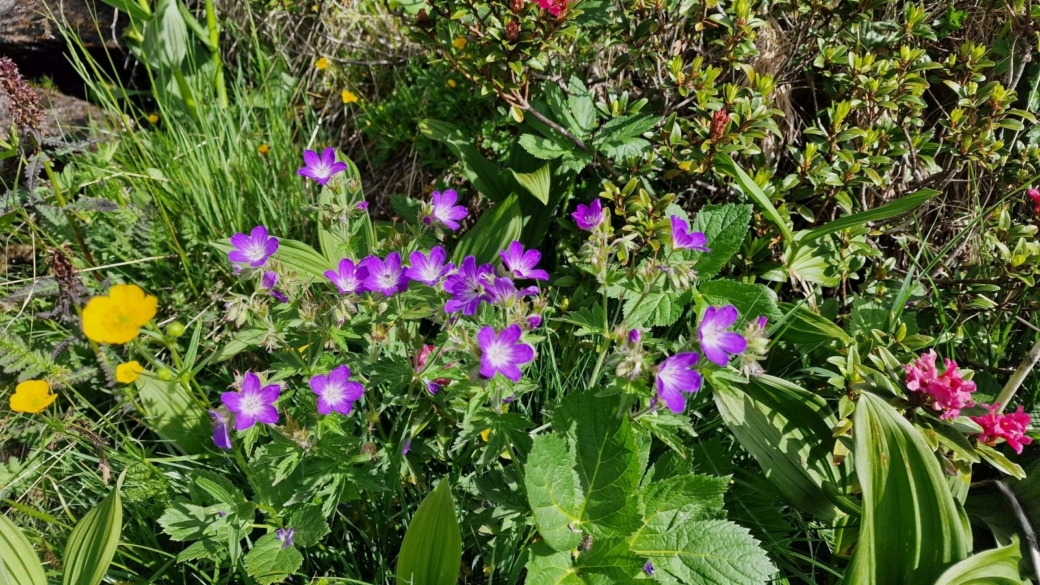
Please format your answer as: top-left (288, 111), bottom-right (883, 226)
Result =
top-left (62, 485), bottom-right (122, 585)
top-left (633, 474), bottom-right (728, 537)
top-left (555, 304), bottom-right (607, 336)
top-left (395, 479), bottom-right (462, 585)
top-left (629, 519), bottom-right (774, 585)
top-left (697, 280), bottom-right (781, 323)
top-left (689, 204), bottom-right (753, 279)
top-left (519, 134), bottom-right (570, 160)
top-left (0, 514), bottom-right (47, 585)
top-left (623, 291), bottom-right (687, 328)
top-left (526, 540), bottom-right (642, 585)
top-left (286, 505), bottom-right (329, 548)
top-left (525, 434), bottom-right (584, 551)
top-left (158, 501), bottom-right (213, 541)
top-left (244, 533), bottom-right (303, 585)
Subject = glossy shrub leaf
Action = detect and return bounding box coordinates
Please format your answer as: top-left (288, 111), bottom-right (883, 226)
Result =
top-left (62, 485), bottom-right (123, 585)
top-left (396, 478), bottom-right (462, 585)
top-left (688, 203), bottom-right (752, 279)
top-left (842, 392), bottom-right (972, 584)
top-left (452, 194), bottom-right (523, 264)
top-left (243, 532), bottom-right (303, 585)
top-left (0, 514), bottom-right (47, 585)
top-left (714, 153), bottom-right (793, 242)
top-left (135, 377), bottom-right (209, 455)
top-left (800, 188), bottom-right (940, 244)
top-left (933, 538), bottom-right (1025, 585)
top-left (713, 374), bottom-right (843, 521)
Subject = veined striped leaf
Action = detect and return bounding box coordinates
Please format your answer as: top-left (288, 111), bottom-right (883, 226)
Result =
top-left (0, 513), bottom-right (47, 585)
top-left (62, 484), bottom-right (123, 585)
top-left (396, 478), bottom-right (462, 585)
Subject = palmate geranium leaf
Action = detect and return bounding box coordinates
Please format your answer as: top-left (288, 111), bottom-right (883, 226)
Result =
top-left (286, 505), bottom-right (330, 548)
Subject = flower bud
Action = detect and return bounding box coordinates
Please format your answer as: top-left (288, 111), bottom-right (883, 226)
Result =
top-left (510, 0), bottom-right (524, 13)
top-left (505, 20), bottom-right (520, 42)
top-left (709, 108), bottom-right (729, 142)
top-left (166, 321), bottom-right (186, 338)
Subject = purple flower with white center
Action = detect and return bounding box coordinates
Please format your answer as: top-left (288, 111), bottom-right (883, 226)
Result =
top-left (297, 147), bottom-right (348, 186)
top-left (571, 199), bottom-right (604, 231)
top-left (208, 408), bottom-right (232, 450)
top-left (276, 527), bottom-right (294, 549)
top-left (486, 277), bottom-right (539, 306)
top-left (260, 271), bottom-right (288, 303)
top-left (361, 252), bottom-right (409, 296)
top-left (444, 256), bottom-right (494, 315)
top-left (220, 372), bottom-right (280, 430)
top-left (477, 324), bottom-right (535, 382)
top-left (669, 215), bottom-right (710, 252)
top-left (643, 561), bottom-right (654, 576)
top-left (325, 258), bottom-right (368, 294)
top-left (500, 241), bottom-right (549, 280)
top-left (426, 381), bottom-right (442, 395)
top-left (424, 189), bottom-right (469, 231)
top-left (228, 226), bottom-right (278, 267)
top-left (698, 305), bottom-right (748, 367)
top-left (406, 247), bottom-right (454, 286)
top-left (655, 353), bottom-right (703, 413)
top-left (309, 365), bottom-right (364, 416)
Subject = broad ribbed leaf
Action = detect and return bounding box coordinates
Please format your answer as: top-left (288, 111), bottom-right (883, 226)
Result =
top-left (62, 485), bottom-right (122, 585)
top-left (211, 238), bottom-right (329, 280)
top-left (420, 119), bottom-right (510, 202)
top-left (689, 203), bottom-right (753, 279)
top-left (842, 392), bottom-right (972, 584)
top-left (395, 479), bottom-right (462, 585)
top-left (713, 374), bottom-right (844, 521)
top-left (933, 538), bottom-right (1025, 585)
top-left (452, 194), bottom-right (523, 264)
top-left (526, 540), bottom-right (642, 585)
top-left (135, 376), bottom-right (209, 455)
top-left (775, 302), bottom-right (853, 346)
top-left (511, 164), bottom-right (551, 205)
top-left (0, 514), bottom-right (47, 585)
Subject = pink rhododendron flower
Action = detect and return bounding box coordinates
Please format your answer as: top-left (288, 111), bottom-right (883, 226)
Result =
top-left (535, 0), bottom-right (567, 16)
top-left (970, 403), bottom-right (1033, 454)
top-left (903, 350), bottom-right (976, 419)
top-left (1029, 188), bottom-right (1040, 215)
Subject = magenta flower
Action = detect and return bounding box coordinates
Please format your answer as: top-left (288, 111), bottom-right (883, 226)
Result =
top-left (406, 247), bottom-right (454, 286)
top-left (228, 226), bottom-right (278, 267)
top-left (527, 314), bottom-right (543, 329)
top-left (444, 256), bottom-right (494, 315)
top-left (361, 252), bottom-right (409, 296)
top-left (356, 201), bottom-right (370, 210)
top-left (477, 324), bottom-right (535, 382)
top-left (325, 258), bottom-right (368, 294)
top-left (260, 271), bottom-right (288, 303)
top-left (670, 215), bottom-right (710, 252)
top-left (276, 527), bottom-right (294, 549)
top-left (655, 353), bottom-right (703, 413)
top-left (571, 199), bottom-right (604, 231)
top-left (698, 305), bottom-right (748, 367)
top-left (208, 408), bottom-right (232, 450)
top-left (971, 403), bottom-right (1033, 454)
top-left (309, 365), bottom-right (364, 416)
top-left (500, 241), bottom-right (549, 280)
top-left (628, 329), bottom-right (641, 345)
top-left (486, 277), bottom-right (538, 306)
top-left (424, 189), bottom-right (468, 230)
top-left (221, 372), bottom-right (280, 430)
top-left (904, 350), bottom-right (976, 419)
top-left (297, 147), bottom-right (348, 186)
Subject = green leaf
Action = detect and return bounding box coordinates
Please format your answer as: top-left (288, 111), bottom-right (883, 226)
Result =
top-left (697, 280), bottom-right (781, 323)
top-left (135, 377), bottom-right (209, 455)
top-left (623, 291), bottom-right (687, 328)
top-left (629, 519), bottom-right (774, 585)
top-left (975, 444), bottom-right (1026, 479)
top-left (244, 533), bottom-right (303, 585)
top-left (453, 194), bottom-right (523, 264)
top-left (510, 164), bottom-right (551, 205)
top-left (286, 505), bottom-right (330, 548)
top-left (525, 434), bottom-right (584, 551)
top-left (143, 0), bottom-right (188, 68)
top-left (62, 485), bottom-right (122, 585)
top-left (317, 154), bottom-right (366, 261)
top-left (420, 119), bottom-right (511, 202)
top-left (97, 0), bottom-right (151, 20)
top-left (775, 302), bottom-right (853, 346)
top-left (518, 134), bottom-right (571, 160)
top-left (0, 514), bottom-right (47, 585)
top-left (633, 475), bottom-right (728, 536)
top-left (689, 203), bottom-right (752, 279)
top-left (800, 189), bottom-right (940, 244)
top-left (526, 540), bottom-right (643, 585)
top-left (157, 501), bottom-right (213, 541)
top-left (555, 304), bottom-right (607, 337)
top-left (396, 479), bottom-right (462, 585)
top-left (714, 153), bottom-right (793, 242)
top-left (841, 393), bottom-right (972, 584)
top-left (933, 538), bottom-right (1026, 585)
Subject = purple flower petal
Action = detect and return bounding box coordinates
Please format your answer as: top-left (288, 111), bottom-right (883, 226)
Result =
top-left (699, 305), bottom-right (748, 367)
top-left (654, 353), bottom-right (703, 413)
top-left (478, 324), bottom-right (535, 382)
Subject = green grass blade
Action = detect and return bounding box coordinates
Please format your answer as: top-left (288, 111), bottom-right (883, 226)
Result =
top-left (799, 188), bottom-right (940, 244)
top-left (714, 153), bottom-right (794, 242)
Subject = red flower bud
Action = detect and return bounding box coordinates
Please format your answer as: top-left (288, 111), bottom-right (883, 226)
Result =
top-left (709, 108), bottom-right (729, 142)
top-left (505, 19), bottom-right (520, 41)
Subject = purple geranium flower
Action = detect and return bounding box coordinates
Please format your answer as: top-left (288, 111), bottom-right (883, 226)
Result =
top-left (276, 527), bottom-right (294, 549)
top-left (527, 314), bottom-right (543, 329)
top-left (309, 365), bottom-right (364, 416)
top-left (402, 439), bottom-right (412, 455)
top-left (297, 147), bottom-right (348, 186)
top-left (406, 247), bottom-right (454, 286)
top-left (356, 201), bottom-right (369, 210)
top-left (325, 258), bottom-right (368, 294)
top-left (698, 305), bottom-right (748, 367)
top-left (221, 372), bottom-right (280, 430)
top-left (260, 271), bottom-right (288, 303)
top-left (670, 215), bottom-right (710, 252)
top-left (208, 408), bottom-right (232, 450)
top-left (424, 189), bottom-right (468, 230)
top-left (571, 199), bottom-right (604, 231)
top-left (628, 329), bottom-right (641, 345)
top-left (655, 353), bottom-right (703, 413)
top-left (477, 324), bottom-right (535, 382)
top-left (444, 256), bottom-right (494, 315)
top-left (486, 277), bottom-right (538, 306)
top-left (361, 252), bottom-right (409, 296)
top-left (500, 241), bottom-right (549, 280)
top-left (228, 226), bottom-right (279, 267)
top-left (643, 561), bottom-right (654, 576)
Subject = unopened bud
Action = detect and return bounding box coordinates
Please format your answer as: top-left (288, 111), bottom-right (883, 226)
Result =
top-left (505, 20), bottom-right (520, 41)
top-left (709, 108), bottom-right (730, 142)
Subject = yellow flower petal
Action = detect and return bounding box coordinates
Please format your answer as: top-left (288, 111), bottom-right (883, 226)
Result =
top-left (315, 57), bottom-right (329, 70)
top-left (258, 143), bottom-right (270, 155)
top-left (678, 160), bottom-right (692, 171)
top-left (10, 380), bottom-right (57, 414)
top-left (341, 90), bottom-right (358, 104)
top-left (116, 361), bottom-right (144, 384)
top-left (81, 284), bottom-right (158, 345)
top-left (452, 37), bottom-right (467, 50)
top-left (146, 114), bottom-right (159, 124)
top-left (447, 79), bottom-right (457, 88)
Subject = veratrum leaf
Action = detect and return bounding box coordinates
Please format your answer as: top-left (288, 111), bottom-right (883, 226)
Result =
top-left (689, 203), bottom-right (752, 279)
top-left (452, 194), bottom-right (523, 265)
top-left (135, 376), bottom-right (209, 455)
top-left (396, 478), bottom-right (462, 585)
top-left (0, 514), bottom-right (47, 585)
top-left (933, 537), bottom-right (1025, 585)
top-left (211, 239), bottom-right (330, 280)
top-left (420, 119), bottom-right (511, 202)
top-left (62, 485), bottom-right (123, 585)
top-left (510, 164), bottom-right (551, 205)
top-left (841, 392), bottom-right (972, 584)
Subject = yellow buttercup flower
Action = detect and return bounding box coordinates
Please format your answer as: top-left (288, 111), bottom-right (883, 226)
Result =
top-left (342, 90), bottom-right (359, 104)
top-left (10, 380), bottom-right (57, 414)
top-left (116, 361), bottom-right (144, 384)
top-left (258, 143), bottom-right (270, 155)
top-left (146, 114), bottom-right (159, 124)
top-left (315, 57), bottom-right (329, 70)
top-left (81, 284), bottom-right (158, 345)
top-left (452, 37), bottom-right (467, 50)
top-left (447, 79), bottom-right (457, 88)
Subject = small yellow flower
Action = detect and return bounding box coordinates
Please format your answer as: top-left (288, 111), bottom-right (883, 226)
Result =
top-left (315, 57), bottom-right (329, 70)
top-left (258, 143), bottom-right (270, 155)
top-left (116, 361), bottom-right (144, 384)
top-left (447, 79), bottom-right (457, 88)
top-left (452, 37), bottom-right (467, 50)
top-left (9, 380), bottom-right (57, 414)
top-left (480, 428), bottom-right (491, 442)
top-left (342, 90), bottom-right (359, 104)
top-left (146, 114), bottom-right (159, 124)
top-left (82, 284), bottom-right (158, 345)
top-left (678, 160), bottom-right (692, 171)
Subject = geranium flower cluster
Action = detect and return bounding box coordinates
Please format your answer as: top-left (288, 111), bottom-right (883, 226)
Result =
top-left (903, 350), bottom-right (976, 419)
top-left (970, 403), bottom-right (1033, 454)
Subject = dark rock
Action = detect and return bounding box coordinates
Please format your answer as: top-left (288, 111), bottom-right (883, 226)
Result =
top-left (0, 0), bottom-right (120, 54)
